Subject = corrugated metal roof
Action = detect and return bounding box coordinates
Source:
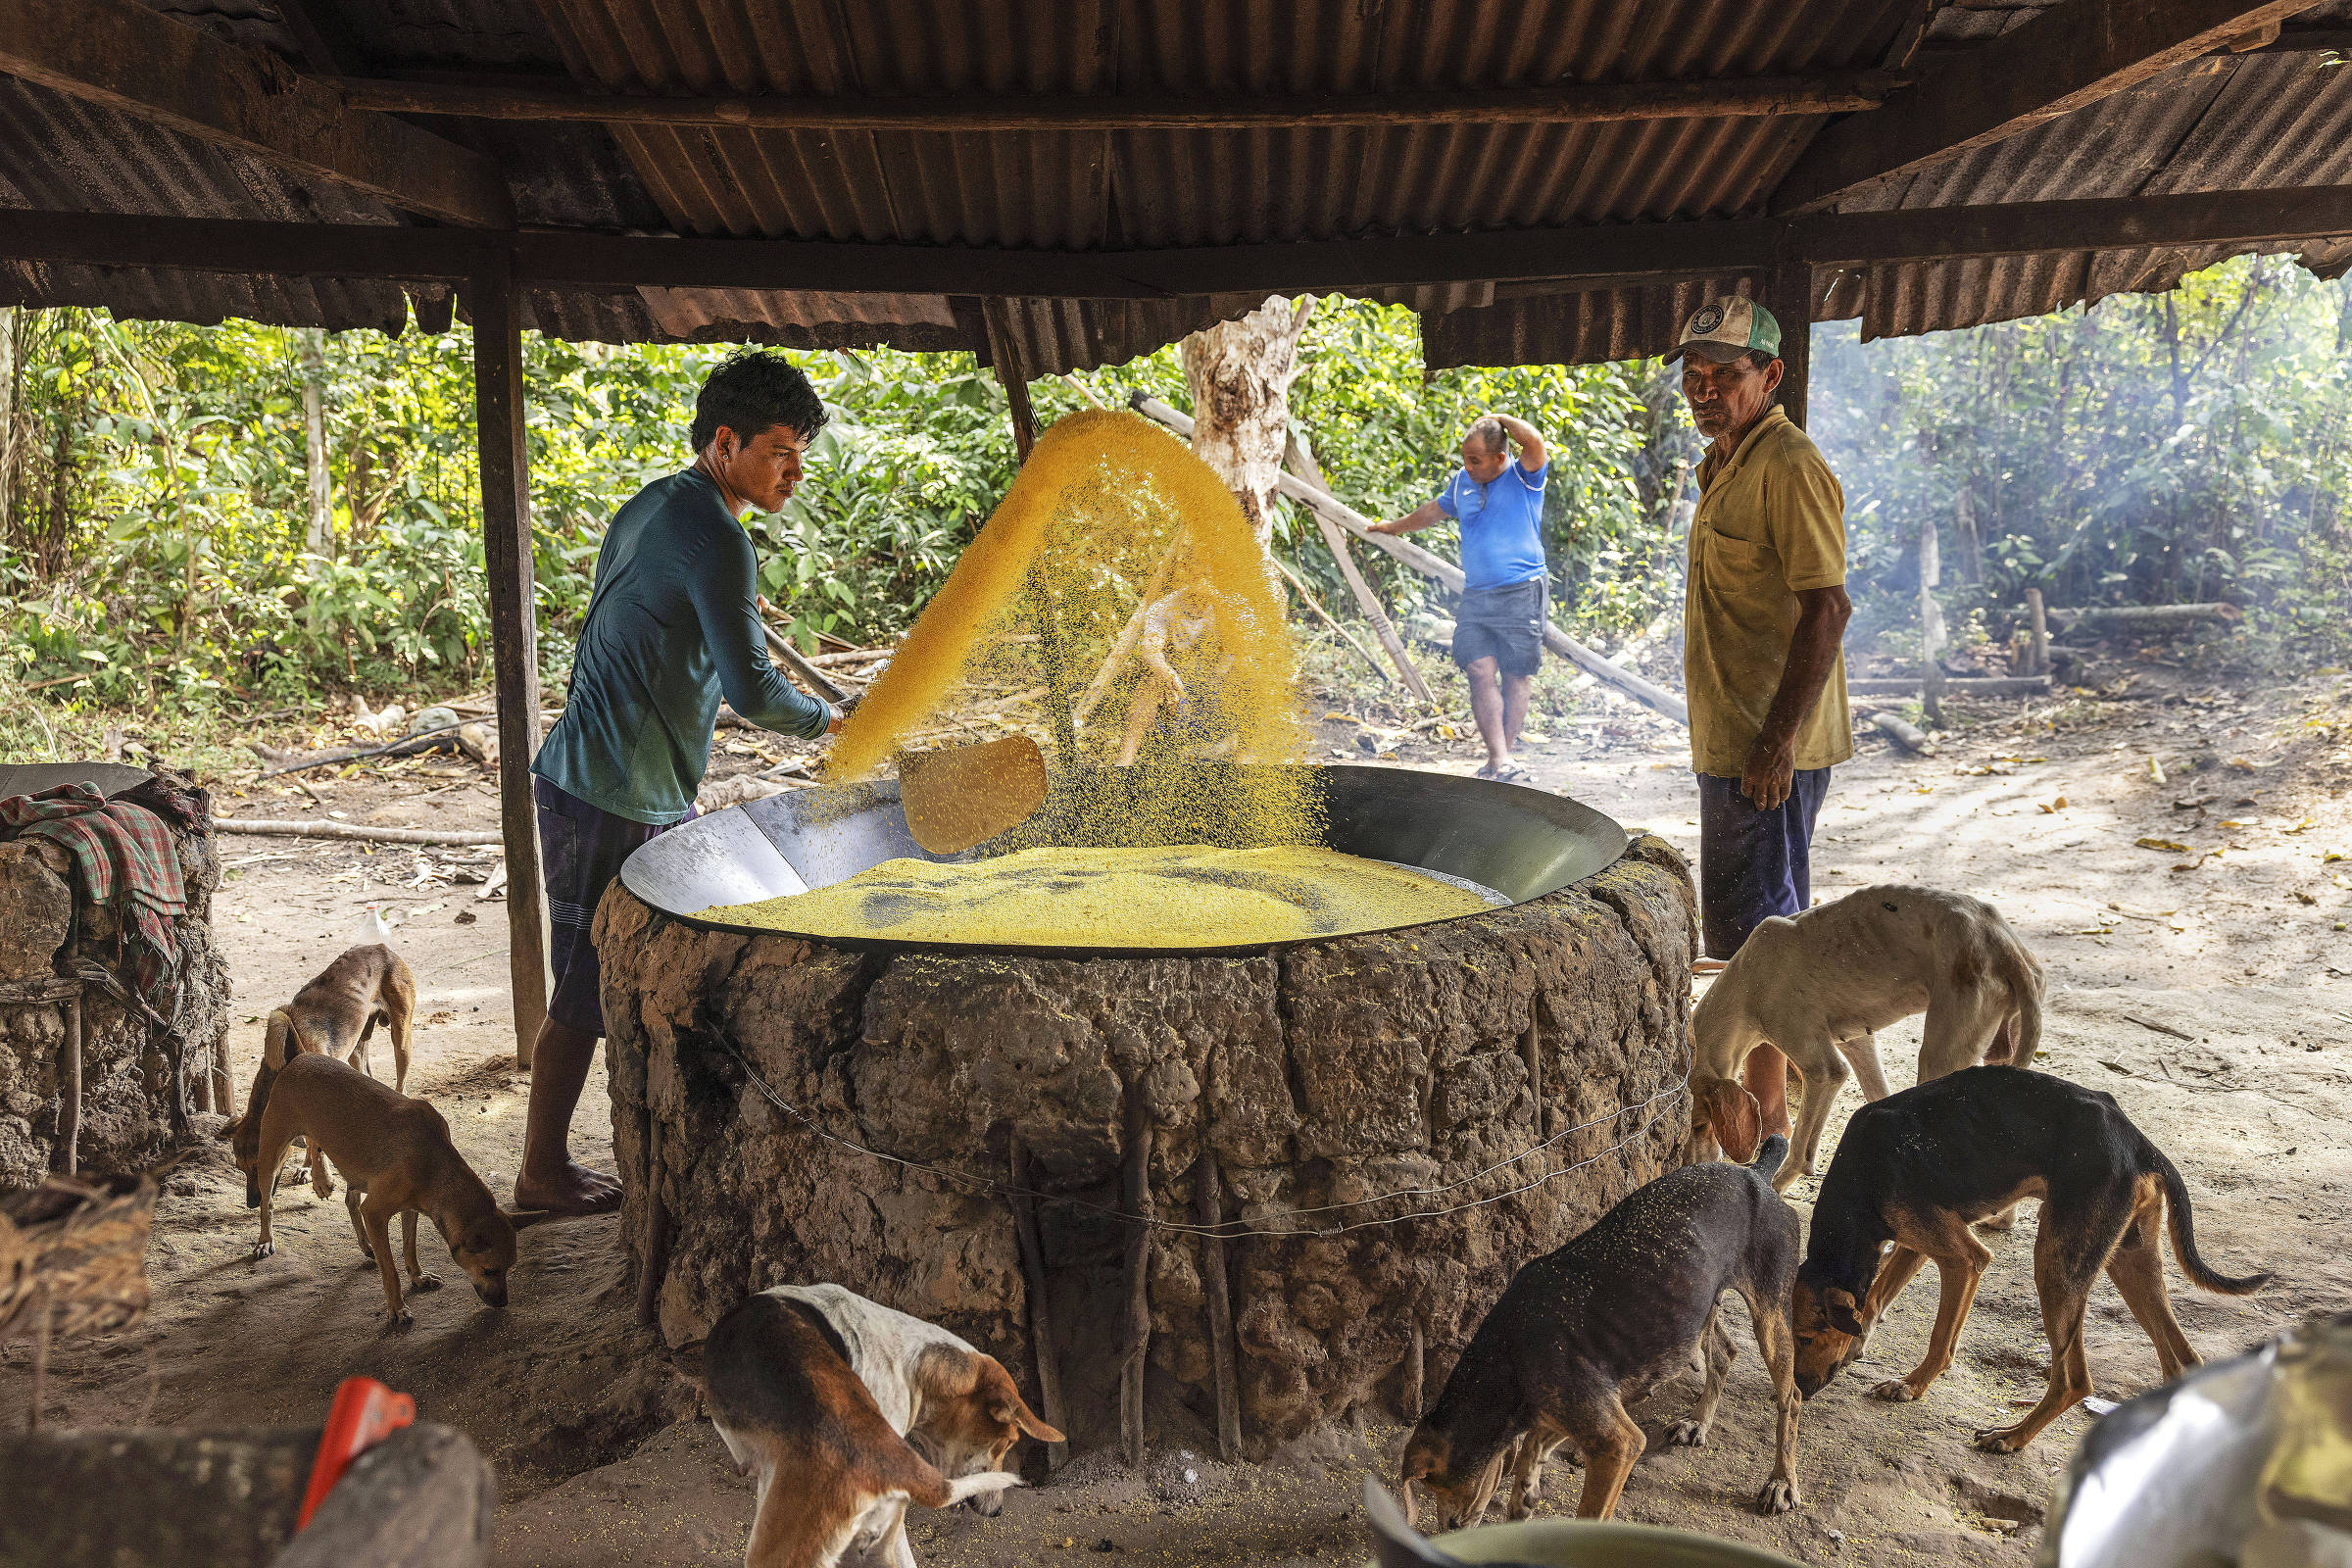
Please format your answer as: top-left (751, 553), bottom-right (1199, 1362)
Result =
top-left (4, 0), bottom-right (2350, 368)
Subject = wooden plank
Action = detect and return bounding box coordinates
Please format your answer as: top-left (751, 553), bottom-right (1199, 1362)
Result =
top-left (467, 259), bottom-right (549, 1064)
top-left (331, 70), bottom-right (1916, 132)
top-left (0, 0), bottom-right (511, 228)
top-left (7, 187), bottom-right (2352, 302)
top-left (1771, 0), bottom-right (2317, 215)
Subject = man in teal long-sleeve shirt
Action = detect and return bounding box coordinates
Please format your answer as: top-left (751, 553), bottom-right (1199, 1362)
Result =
top-left (520, 350), bottom-right (844, 1214)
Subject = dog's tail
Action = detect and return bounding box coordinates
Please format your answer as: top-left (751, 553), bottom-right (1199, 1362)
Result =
top-left (1747, 1133), bottom-right (1790, 1186)
top-left (2151, 1143), bottom-right (2270, 1296)
top-left (1990, 920), bottom-right (2043, 1064)
top-left (939, 1470), bottom-right (1024, 1506)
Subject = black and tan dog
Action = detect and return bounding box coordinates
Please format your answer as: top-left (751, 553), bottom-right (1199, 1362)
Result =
top-left (1792, 1065), bottom-right (2269, 1451)
top-left (221, 941), bottom-right (416, 1193)
top-left (1399, 1136), bottom-right (1803, 1527)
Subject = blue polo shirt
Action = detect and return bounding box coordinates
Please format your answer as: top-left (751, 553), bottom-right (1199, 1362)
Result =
top-left (1434, 460), bottom-right (1549, 592)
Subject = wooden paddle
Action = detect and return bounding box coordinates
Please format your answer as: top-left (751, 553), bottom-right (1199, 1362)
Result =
top-left (896, 735), bottom-right (1049, 855)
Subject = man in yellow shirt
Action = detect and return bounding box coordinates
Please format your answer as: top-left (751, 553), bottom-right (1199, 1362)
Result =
top-left (1670, 296), bottom-right (1853, 1139)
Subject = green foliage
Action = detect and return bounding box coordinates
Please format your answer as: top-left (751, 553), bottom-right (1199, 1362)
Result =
top-left (1814, 256), bottom-right (2352, 661)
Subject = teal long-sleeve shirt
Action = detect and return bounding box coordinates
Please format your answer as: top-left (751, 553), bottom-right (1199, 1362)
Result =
top-left (532, 468), bottom-right (830, 825)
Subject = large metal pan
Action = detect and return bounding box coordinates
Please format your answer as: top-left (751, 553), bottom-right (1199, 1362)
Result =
top-left (618, 762), bottom-right (1628, 958)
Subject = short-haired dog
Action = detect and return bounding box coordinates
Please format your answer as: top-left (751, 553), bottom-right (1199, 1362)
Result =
top-left (704, 1283), bottom-right (1061, 1568)
top-left (1792, 1065), bottom-right (2268, 1451)
top-left (1687, 884), bottom-right (2044, 1187)
top-left (220, 941), bottom-right (416, 1193)
top-left (1400, 1136), bottom-right (1803, 1527)
top-left (243, 1051), bottom-right (548, 1325)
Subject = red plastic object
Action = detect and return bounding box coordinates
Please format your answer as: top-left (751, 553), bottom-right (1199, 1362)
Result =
top-left (297, 1376), bottom-right (416, 1530)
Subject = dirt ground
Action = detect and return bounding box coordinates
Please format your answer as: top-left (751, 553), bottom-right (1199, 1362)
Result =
top-left (6, 646), bottom-right (2348, 1567)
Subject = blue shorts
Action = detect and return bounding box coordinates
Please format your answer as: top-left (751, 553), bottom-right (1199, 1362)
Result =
top-left (533, 776), bottom-right (691, 1037)
top-left (1696, 768), bottom-right (1832, 959)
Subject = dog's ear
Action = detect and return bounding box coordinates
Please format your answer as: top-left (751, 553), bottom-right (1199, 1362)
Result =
top-left (978, 1355), bottom-right (1065, 1443)
top-left (1826, 1287), bottom-right (1868, 1338)
top-left (499, 1206), bottom-right (556, 1231)
top-left (1690, 1076), bottom-right (1764, 1162)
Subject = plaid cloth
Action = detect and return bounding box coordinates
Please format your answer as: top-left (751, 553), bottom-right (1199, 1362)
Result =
top-left (0, 782), bottom-right (186, 1006)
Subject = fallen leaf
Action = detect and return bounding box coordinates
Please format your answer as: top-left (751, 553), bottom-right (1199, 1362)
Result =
top-left (2037, 796), bottom-right (2069, 812)
top-left (2147, 755), bottom-right (2168, 783)
top-left (2293, 891), bottom-right (2318, 906)
top-left (2136, 837), bottom-right (2194, 853)
top-left (2285, 817), bottom-right (2317, 834)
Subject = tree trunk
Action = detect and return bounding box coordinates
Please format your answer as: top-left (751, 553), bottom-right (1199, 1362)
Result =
top-left (1179, 297), bottom-right (1312, 559)
top-left (1953, 484), bottom-right (1984, 585)
top-left (300, 328), bottom-right (332, 558)
top-left (1919, 514), bottom-right (1945, 727)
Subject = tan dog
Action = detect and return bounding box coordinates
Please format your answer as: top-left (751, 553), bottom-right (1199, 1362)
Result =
top-left (222, 942), bottom-right (417, 1191)
top-left (1686, 885), bottom-right (2043, 1188)
top-left (704, 1284), bottom-right (1061, 1568)
top-left (242, 1051), bottom-right (547, 1327)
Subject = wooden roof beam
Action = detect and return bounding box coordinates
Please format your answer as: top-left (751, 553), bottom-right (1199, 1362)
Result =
top-left (326, 69), bottom-right (1918, 132)
top-left (0, 0), bottom-right (511, 228)
top-left (5, 187), bottom-right (2349, 300)
top-left (1769, 0), bottom-right (2325, 216)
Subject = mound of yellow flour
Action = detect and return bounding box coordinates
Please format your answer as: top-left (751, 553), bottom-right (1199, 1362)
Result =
top-left (697, 844), bottom-right (1489, 948)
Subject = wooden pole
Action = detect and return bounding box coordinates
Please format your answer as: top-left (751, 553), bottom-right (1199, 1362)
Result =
top-left (1406, 1322), bottom-right (1426, 1422)
top-left (59, 994), bottom-right (80, 1176)
top-left (1193, 1151), bottom-right (1244, 1463)
top-left (1769, 263), bottom-right (1813, 429)
top-left (1272, 556), bottom-right (1393, 680)
top-left (1920, 513), bottom-right (1946, 727)
top-left (467, 255), bottom-right (549, 1064)
top-left (1283, 431), bottom-right (1435, 707)
top-left (984, 305), bottom-right (1079, 759)
top-left (1131, 395), bottom-right (1690, 725)
top-left (1119, 1086), bottom-right (1154, 1471)
top-left (1007, 1136), bottom-right (1071, 1473)
top-left (2025, 587), bottom-right (2052, 675)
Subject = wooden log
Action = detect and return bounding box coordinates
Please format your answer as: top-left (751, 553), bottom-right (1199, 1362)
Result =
top-left (1006, 1137), bottom-right (1070, 1472)
top-left (2026, 587), bottom-right (2052, 674)
top-left (1131, 396), bottom-right (1691, 725)
top-left (2046, 602), bottom-right (2239, 631)
top-left (214, 818), bottom-right (503, 847)
top-left (468, 259), bottom-right (550, 1065)
top-left (1285, 431), bottom-right (1435, 707)
top-left (1193, 1151), bottom-right (1243, 1463)
top-left (1119, 1087), bottom-right (1153, 1471)
top-left (1859, 709), bottom-right (1939, 755)
top-left (1272, 558), bottom-right (1393, 681)
top-left (1845, 675), bottom-right (2051, 697)
top-left (1920, 511), bottom-right (1946, 727)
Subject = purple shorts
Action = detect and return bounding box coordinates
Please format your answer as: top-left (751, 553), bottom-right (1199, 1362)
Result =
top-left (533, 776), bottom-right (691, 1037)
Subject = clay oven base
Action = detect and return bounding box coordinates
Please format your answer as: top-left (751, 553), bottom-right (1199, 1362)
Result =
top-left (599, 836), bottom-right (1693, 1455)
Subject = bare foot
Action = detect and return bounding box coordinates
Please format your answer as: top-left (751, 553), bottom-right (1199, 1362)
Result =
top-left (513, 1161), bottom-right (621, 1216)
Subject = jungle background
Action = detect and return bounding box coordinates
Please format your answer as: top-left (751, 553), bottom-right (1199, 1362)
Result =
top-left (1, 255), bottom-right (2348, 739)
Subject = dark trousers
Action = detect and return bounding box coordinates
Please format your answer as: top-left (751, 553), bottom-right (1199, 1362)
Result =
top-left (1696, 767), bottom-right (1832, 959)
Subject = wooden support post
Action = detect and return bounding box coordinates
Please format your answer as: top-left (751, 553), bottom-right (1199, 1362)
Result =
top-left (59, 994), bottom-right (80, 1177)
top-left (1007, 1135), bottom-right (1071, 1473)
top-left (1118, 1086), bottom-right (1154, 1471)
top-left (984, 304), bottom-right (1079, 759)
top-left (2026, 587), bottom-right (2052, 675)
top-left (1769, 263), bottom-right (1813, 429)
top-left (1193, 1150), bottom-right (1243, 1463)
top-left (1284, 431), bottom-right (1435, 707)
top-left (1406, 1321), bottom-right (1426, 1422)
top-left (467, 256), bottom-right (550, 1064)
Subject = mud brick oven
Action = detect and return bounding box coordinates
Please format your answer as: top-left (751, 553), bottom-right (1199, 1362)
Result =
top-left (599, 835), bottom-right (1694, 1456)
top-left (0, 769), bottom-right (230, 1189)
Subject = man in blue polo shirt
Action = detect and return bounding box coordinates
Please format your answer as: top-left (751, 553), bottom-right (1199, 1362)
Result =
top-left (1372, 415), bottom-right (1550, 781)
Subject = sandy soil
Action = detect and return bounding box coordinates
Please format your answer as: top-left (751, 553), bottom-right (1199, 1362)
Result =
top-left (5, 651), bottom-right (2347, 1567)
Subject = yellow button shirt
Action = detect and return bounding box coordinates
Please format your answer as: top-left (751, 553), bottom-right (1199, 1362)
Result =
top-left (1684, 407), bottom-right (1854, 777)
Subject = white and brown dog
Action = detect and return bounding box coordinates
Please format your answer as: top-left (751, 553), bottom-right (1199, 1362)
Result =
top-left (1687, 885), bottom-right (2045, 1188)
top-left (704, 1283), bottom-right (1062, 1568)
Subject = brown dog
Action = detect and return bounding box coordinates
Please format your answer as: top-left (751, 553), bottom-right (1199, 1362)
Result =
top-left (1791, 1066), bottom-right (2267, 1452)
top-left (704, 1284), bottom-right (1060, 1567)
top-left (242, 1051), bottom-right (547, 1327)
top-left (222, 942), bottom-right (416, 1190)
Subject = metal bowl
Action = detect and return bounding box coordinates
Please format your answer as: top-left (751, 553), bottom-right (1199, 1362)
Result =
top-left (617, 762), bottom-right (1628, 957)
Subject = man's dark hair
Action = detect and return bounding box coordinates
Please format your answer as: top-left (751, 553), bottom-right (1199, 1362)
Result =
top-left (1465, 416), bottom-right (1508, 456)
top-left (1744, 349), bottom-right (1778, 372)
top-left (691, 349), bottom-right (829, 451)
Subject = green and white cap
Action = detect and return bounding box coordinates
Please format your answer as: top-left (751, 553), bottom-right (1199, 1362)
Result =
top-left (1667, 295), bottom-right (1782, 365)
